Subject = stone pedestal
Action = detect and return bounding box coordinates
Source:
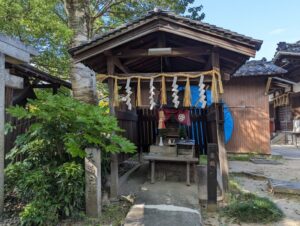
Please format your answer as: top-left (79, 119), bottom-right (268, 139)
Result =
top-left (85, 148), bottom-right (101, 217)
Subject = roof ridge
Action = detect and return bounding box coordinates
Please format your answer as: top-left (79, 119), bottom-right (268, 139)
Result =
top-left (69, 10), bottom-right (263, 54)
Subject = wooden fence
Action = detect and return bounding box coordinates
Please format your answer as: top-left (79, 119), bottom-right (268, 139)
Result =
top-left (4, 117), bottom-right (35, 162)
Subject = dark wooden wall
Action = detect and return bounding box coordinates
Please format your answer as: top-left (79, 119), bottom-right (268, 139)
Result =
top-left (222, 77), bottom-right (270, 154)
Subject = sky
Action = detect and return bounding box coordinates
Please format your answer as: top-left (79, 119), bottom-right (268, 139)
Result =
top-left (191, 0), bottom-right (300, 60)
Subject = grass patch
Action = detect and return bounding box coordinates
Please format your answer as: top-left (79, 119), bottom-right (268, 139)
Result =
top-left (199, 155), bottom-right (207, 165)
top-left (227, 153), bottom-right (255, 161)
top-left (62, 200), bottom-right (132, 226)
top-left (222, 178), bottom-right (284, 224)
top-left (228, 153), bottom-right (283, 162)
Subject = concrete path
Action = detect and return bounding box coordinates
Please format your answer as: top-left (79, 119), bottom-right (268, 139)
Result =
top-left (120, 164), bottom-right (202, 226)
top-left (272, 145), bottom-right (300, 159)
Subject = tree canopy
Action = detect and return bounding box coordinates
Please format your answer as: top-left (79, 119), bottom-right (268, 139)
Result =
top-left (0, 0), bottom-right (205, 79)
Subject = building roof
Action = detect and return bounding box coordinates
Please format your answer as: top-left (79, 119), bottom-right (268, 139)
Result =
top-left (273, 41), bottom-right (300, 63)
top-left (8, 63), bottom-right (71, 89)
top-left (233, 58), bottom-right (287, 77)
top-left (69, 9), bottom-right (262, 56)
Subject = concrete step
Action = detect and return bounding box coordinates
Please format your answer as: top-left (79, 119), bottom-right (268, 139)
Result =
top-left (124, 204), bottom-right (202, 226)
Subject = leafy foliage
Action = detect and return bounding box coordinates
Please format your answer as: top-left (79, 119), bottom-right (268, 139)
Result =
top-left (0, 0), bottom-right (72, 79)
top-left (0, 0), bottom-right (205, 79)
top-left (5, 93), bottom-right (136, 225)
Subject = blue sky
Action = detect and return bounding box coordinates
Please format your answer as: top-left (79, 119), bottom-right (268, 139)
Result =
top-left (191, 0), bottom-right (300, 60)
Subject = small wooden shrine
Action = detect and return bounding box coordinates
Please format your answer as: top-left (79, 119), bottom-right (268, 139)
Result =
top-left (70, 9), bottom-right (262, 207)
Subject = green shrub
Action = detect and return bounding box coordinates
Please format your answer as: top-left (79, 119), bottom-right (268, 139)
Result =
top-left (223, 178), bottom-right (284, 223)
top-left (20, 199), bottom-right (59, 226)
top-left (5, 93), bottom-right (136, 225)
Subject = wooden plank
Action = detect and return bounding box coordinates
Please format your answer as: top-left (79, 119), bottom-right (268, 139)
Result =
top-left (5, 70), bottom-right (24, 89)
top-left (143, 155), bottom-right (198, 162)
top-left (0, 53), bottom-right (5, 214)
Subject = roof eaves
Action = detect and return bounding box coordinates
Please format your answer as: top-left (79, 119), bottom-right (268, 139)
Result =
top-left (69, 11), bottom-right (263, 56)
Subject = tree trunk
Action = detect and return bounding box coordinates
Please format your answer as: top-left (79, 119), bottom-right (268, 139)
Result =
top-left (64, 0), bottom-right (97, 104)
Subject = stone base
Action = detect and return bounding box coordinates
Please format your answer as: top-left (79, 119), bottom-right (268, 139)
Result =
top-left (149, 162), bottom-right (196, 183)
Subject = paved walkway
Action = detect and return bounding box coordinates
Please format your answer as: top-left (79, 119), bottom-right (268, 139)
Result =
top-left (272, 145), bottom-right (300, 159)
top-left (120, 164), bottom-right (202, 226)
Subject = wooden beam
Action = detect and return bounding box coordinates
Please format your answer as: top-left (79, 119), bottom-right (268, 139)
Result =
top-left (115, 47), bottom-right (211, 58)
top-left (265, 77), bottom-right (272, 95)
top-left (181, 56), bottom-right (206, 64)
top-left (114, 71), bottom-right (209, 77)
top-left (107, 56), bottom-right (119, 200)
top-left (32, 84), bottom-right (58, 89)
top-left (113, 57), bottom-right (130, 73)
top-left (0, 53), bottom-right (5, 215)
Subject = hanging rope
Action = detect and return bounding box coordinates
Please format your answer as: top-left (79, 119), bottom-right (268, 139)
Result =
top-left (161, 76), bottom-right (167, 105)
top-left (183, 77), bottom-right (191, 107)
top-left (136, 78), bottom-right (142, 107)
top-left (124, 78), bottom-right (132, 110)
top-left (98, 69), bottom-right (224, 105)
top-left (113, 78), bottom-right (119, 107)
top-left (172, 76), bottom-right (179, 108)
top-left (149, 78), bottom-right (156, 110)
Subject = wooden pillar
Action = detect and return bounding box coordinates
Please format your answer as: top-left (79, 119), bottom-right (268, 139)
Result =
top-left (0, 53), bottom-right (5, 215)
top-left (107, 56), bottom-right (119, 200)
top-left (212, 49), bottom-right (229, 193)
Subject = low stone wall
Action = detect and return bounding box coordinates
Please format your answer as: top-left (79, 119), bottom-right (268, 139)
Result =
top-left (149, 162), bottom-right (196, 183)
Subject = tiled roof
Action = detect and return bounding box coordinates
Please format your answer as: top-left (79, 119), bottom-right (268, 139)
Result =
top-left (233, 58), bottom-right (287, 77)
top-left (273, 41), bottom-right (300, 63)
top-left (276, 41), bottom-right (300, 53)
top-left (69, 9), bottom-right (262, 54)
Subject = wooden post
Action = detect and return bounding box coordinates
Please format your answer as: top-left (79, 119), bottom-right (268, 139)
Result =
top-left (212, 49), bottom-right (229, 193)
top-left (85, 148), bottom-right (101, 217)
top-left (150, 161), bottom-right (155, 184)
top-left (207, 143), bottom-right (217, 211)
top-left (107, 56), bottom-right (119, 200)
top-left (0, 53), bottom-right (5, 215)
top-left (186, 162), bottom-right (190, 186)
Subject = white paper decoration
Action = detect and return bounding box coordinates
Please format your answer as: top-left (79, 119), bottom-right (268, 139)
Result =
top-left (172, 76), bottom-right (180, 108)
top-left (198, 75), bottom-right (207, 109)
top-left (149, 78), bottom-right (156, 110)
top-left (122, 78), bottom-right (132, 110)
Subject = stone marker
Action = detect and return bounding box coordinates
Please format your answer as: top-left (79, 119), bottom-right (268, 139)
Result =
top-left (85, 148), bottom-right (101, 217)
